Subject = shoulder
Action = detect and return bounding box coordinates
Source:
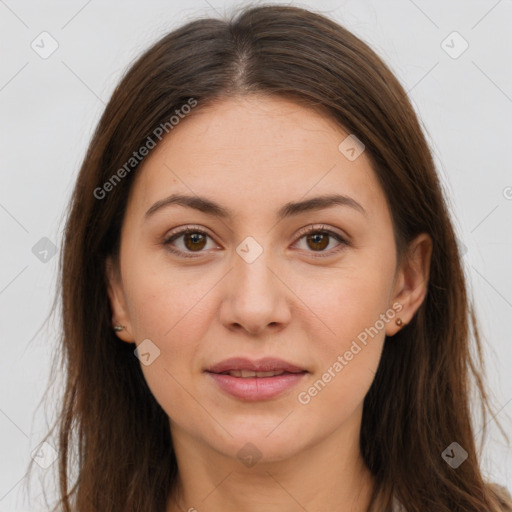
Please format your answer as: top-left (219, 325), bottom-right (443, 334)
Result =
top-left (487, 482), bottom-right (512, 511)
top-left (391, 496), bottom-right (407, 512)
top-left (392, 484), bottom-right (512, 512)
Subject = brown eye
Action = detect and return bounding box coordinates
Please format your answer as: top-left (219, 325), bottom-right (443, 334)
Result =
top-left (294, 225), bottom-right (348, 257)
top-left (163, 227), bottom-right (218, 258)
top-left (183, 232), bottom-right (207, 251)
top-left (306, 232), bottom-right (330, 251)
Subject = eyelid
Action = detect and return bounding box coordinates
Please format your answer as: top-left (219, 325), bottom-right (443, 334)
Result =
top-left (294, 223), bottom-right (348, 241)
top-left (163, 224), bottom-right (214, 241)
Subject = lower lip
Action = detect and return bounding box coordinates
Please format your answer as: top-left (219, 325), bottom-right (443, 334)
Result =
top-left (205, 371), bottom-right (307, 401)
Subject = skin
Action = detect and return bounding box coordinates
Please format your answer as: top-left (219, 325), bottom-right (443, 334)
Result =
top-left (107, 95), bottom-right (432, 512)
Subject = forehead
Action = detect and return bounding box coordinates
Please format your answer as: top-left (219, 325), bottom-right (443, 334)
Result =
top-left (128, 95), bottom-right (388, 222)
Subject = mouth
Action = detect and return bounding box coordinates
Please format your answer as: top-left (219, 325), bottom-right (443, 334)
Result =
top-left (205, 357), bottom-right (308, 401)
top-left (210, 369), bottom-right (304, 378)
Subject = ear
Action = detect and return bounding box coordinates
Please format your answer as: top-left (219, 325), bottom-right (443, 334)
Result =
top-left (106, 256), bottom-right (135, 343)
top-left (385, 233), bottom-right (433, 337)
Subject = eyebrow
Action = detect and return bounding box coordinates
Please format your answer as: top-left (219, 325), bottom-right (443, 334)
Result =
top-left (145, 192), bottom-right (367, 220)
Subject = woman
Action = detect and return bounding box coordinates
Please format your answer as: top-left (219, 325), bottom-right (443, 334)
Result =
top-left (33, 4), bottom-right (511, 511)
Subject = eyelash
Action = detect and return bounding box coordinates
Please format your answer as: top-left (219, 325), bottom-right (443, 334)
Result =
top-left (162, 224), bottom-right (349, 259)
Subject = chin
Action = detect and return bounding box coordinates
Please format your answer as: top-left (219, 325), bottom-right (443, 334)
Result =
top-left (205, 422), bottom-right (310, 465)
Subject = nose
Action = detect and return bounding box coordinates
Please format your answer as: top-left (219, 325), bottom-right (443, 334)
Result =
top-left (219, 247), bottom-right (292, 336)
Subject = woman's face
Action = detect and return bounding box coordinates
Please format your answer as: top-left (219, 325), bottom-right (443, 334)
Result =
top-left (108, 95), bottom-right (430, 464)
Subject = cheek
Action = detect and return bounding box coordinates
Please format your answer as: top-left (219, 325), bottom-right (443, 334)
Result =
top-left (298, 258), bottom-right (394, 347)
top-left (121, 258), bottom-right (215, 419)
top-left (121, 240), bottom-right (214, 338)
top-left (295, 257), bottom-right (394, 403)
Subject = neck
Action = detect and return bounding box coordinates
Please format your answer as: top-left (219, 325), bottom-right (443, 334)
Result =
top-left (166, 407), bottom-right (375, 512)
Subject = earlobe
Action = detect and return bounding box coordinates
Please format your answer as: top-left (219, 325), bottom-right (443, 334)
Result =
top-left (386, 233), bottom-right (433, 337)
top-left (105, 256), bottom-right (135, 343)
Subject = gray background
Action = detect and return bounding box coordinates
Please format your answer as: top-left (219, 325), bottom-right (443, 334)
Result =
top-left (1, 0), bottom-right (511, 510)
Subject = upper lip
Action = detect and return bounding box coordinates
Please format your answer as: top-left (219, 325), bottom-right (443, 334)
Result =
top-left (206, 357), bottom-right (307, 374)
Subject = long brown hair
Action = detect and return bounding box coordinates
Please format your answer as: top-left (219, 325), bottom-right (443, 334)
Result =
top-left (28, 4), bottom-right (511, 511)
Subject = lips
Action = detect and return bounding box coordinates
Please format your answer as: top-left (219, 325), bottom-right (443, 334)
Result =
top-left (205, 357), bottom-right (309, 402)
top-left (205, 357), bottom-right (308, 400)
top-left (205, 357), bottom-right (307, 375)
